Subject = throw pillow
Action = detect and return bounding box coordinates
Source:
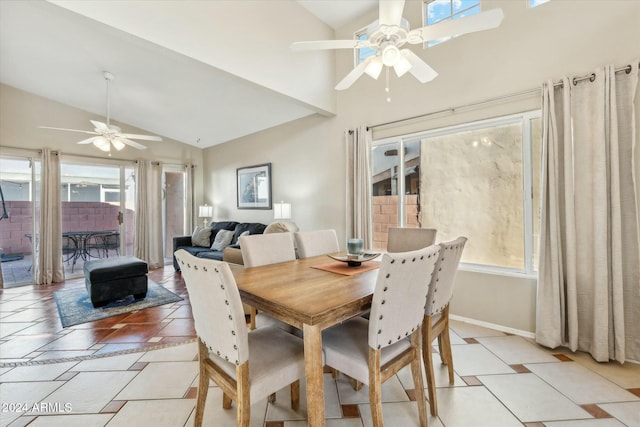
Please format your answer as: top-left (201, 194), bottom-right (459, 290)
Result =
top-left (191, 226), bottom-right (212, 247)
top-left (265, 221), bottom-right (299, 234)
top-left (211, 229), bottom-right (234, 251)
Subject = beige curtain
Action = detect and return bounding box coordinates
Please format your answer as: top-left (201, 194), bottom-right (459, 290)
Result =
top-left (537, 61), bottom-right (640, 363)
top-left (134, 160), bottom-right (164, 269)
top-left (345, 125), bottom-right (373, 249)
top-left (185, 164), bottom-right (194, 233)
top-left (36, 148), bottom-right (63, 284)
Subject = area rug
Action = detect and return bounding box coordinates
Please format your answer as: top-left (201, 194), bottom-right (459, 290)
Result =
top-left (54, 280), bottom-right (183, 328)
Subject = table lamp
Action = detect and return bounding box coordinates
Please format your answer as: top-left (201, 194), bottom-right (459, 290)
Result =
top-left (198, 204), bottom-right (213, 227)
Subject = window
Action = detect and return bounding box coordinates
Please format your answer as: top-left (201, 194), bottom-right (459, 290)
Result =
top-left (528, 0), bottom-right (550, 8)
top-left (354, 27), bottom-right (376, 65)
top-left (371, 111), bottom-right (542, 276)
top-left (423, 0), bottom-right (481, 47)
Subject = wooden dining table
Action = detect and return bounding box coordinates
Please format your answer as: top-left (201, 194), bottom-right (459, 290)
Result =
top-left (229, 254), bottom-right (381, 427)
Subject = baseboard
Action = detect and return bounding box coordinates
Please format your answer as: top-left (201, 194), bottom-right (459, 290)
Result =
top-left (450, 314), bottom-right (536, 339)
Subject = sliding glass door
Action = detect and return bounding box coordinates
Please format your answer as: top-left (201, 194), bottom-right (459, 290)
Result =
top-left (162, 166), bottom-right (188, 264)
top-left (0, 155), bottom-right (39, 287)
top-left (60, 161), bottom-right (136, 278)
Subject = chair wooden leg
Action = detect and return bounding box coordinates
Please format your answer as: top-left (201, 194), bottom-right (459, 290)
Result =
top-left (348, 376), bottom-right (363, 391)
top-left (411, 330), bottom-right (428, 427)
top-left (422, 316), bottom-right (438, 416)
top-left (437, 334), bottom-right (445, 364)
top-left (440, 307), bottom-right (454, 384)
top-left (290, 380), bottom-right (300, 411)
top-left (331, 368), bottom-right (339, 380)
top-left (368, 348), bottom-right (384, 427)
top-left (237, 363), bottom-right (251, 427)
top-left (249, 307), bottom-right (257, 330)
top-left (195, 340), bottom-right (210, 427)
top-left (222, 393), bottom-right (232, 409)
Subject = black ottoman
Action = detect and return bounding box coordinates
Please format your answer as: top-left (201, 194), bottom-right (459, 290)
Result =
top-left (84, 256), bottom-right (148, 308)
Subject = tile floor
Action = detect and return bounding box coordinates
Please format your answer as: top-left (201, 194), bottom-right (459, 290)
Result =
top-left (1, 267), bottom-right (639, 427)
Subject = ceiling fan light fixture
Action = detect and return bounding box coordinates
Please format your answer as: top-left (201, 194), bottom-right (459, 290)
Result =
top-left (381, 44), bottom-right (400, 66)
top-left (111, 139), bottom-right (126, 151)
top-left (393, 55), bottom-right (412, 77)
top-left (364, 57), bottom-right (384, 79)
top-left (93, 136), bottom-right (110, 152)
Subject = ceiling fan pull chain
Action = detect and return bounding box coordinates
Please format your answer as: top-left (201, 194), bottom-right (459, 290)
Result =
top-left (385, 67), bottom-right (391, 103)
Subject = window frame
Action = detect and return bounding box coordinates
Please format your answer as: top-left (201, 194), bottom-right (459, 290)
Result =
top-left (371, 110), bottom-right (541, 278)
top-left (354, 25), bottom-right (377, 66)
top-left (528, 0), bottom-right (551, 9)
top-left (422, 0), bottom-right (482, 47)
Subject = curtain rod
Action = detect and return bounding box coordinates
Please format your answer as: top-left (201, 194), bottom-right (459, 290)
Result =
top-left (368, 62), bottom-right (638, 131)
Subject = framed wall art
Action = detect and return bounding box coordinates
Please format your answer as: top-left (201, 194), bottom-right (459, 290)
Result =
top-left (237, 163), bottom-right (272, 209)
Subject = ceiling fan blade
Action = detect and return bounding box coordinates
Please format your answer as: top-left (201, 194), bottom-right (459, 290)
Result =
top-left (401, 49), bottom-right (438, 83)
top-left (119, 138), bottom-right (148, 150)
top-left (119, 133), bottom-right (162, 141)
top-left (335, 57), bottom-right (373, 90)
top-left (379, 0), bottom-right (405, 27)
top-left (39, 126), bottom-right (98, 136)
top-left (76, 136), bottom-right (100, 145)
top-left (290, 39), bottom-right (371, 51)
top-left (90, 120), bottom-right (110, 132)
top-left (408, 8), bottom-right (504, 44)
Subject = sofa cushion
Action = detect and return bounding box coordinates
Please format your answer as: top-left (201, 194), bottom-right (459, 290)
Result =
top-left (175, 246), bottom-right (214, 258)
top-left (211, 229), bottom-right (234, 251)
top-left (196, 250), bottom-right (224, 261)
top-left (191, 226), bottom-right (212, 247)
top-left (232, 222), bottom-right (267, 244)
top-left (210, 221), bottom-right (239, 246)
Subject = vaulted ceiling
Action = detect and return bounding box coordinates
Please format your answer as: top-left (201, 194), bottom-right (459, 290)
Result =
top-left (0, 1), bottom-right (377, 149)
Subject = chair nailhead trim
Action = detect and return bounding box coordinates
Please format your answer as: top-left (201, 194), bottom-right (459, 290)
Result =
top-left (203, 266), bottom-right (207, 271)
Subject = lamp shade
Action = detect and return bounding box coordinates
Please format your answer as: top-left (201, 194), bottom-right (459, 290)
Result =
top-left (273, 201), bottom-right (291, 219)
top-left (198, 205), bottom-right (213, 218)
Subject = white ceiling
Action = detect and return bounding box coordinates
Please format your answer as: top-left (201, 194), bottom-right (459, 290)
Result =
top-left (0, 1), bottom-right (376, 149)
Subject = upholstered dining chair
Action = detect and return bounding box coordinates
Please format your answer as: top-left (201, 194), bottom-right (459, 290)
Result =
top-left (387, 227), bottom-right (437, 253)
top-left (322, 245), bottom-right (441, 427)
top-left (174, 250), bottom-right (306, 427)
top-left (422, 236), bottom-right (467, 417)
top-left (294, 229), bottom-right (340, 258)
top-left (239, 232), bottom-right (297, 330)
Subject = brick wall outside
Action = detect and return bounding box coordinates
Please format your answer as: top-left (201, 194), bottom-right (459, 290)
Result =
top-left (0, 201), bottom-right (133, 256)
top-left (372, 195), bottom-right (420, 251)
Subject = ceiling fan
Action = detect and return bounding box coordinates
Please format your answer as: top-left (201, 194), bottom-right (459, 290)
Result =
top-left (291, 0), bottom-right (504, 91)
top-left (39, 71), bottom-right (162, 153)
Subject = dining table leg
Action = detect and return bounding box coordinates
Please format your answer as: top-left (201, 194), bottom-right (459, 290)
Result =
top-left (303, 323), bottom-right (325, 427)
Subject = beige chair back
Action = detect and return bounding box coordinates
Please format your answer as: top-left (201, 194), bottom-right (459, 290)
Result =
top-left (368, 245), bottom-right (441, 350)
top-left (174, 250), bottom-right (249, 365)
top-left (426, 237), bottom-right (467, 316)
top-left (240, 232), bottom-right (296, 268)
top-left (387, 227), bottom-right (437, 253)
top-left (294, 229), bottom-right (340, 258)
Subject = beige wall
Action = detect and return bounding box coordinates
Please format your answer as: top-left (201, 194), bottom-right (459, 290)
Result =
top-left (203, 0), bottom-right (640, 334)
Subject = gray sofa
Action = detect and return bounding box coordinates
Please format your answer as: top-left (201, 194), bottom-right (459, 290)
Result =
top-left (172, 221), bottom-right (266, 271)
